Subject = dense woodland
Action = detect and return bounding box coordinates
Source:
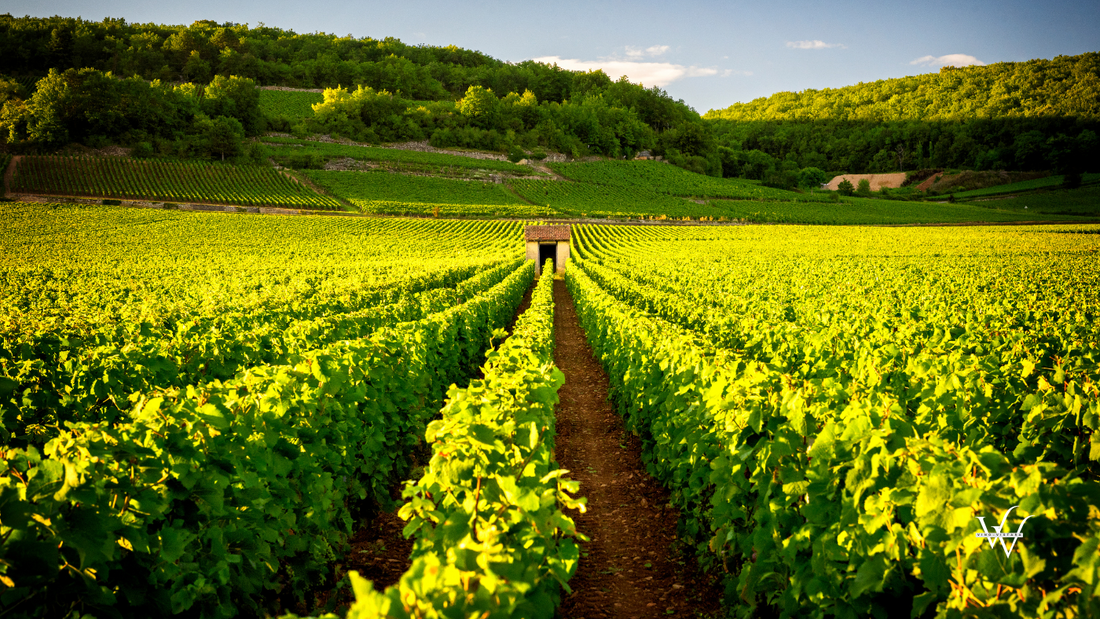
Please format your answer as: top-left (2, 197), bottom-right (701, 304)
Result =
top-left (708, 54), bottom-right (1100, 182)
top-left (1, 14), bottom-right (1098, 185)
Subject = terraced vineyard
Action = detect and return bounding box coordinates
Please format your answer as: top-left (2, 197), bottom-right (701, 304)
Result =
top-left (565, 222), bottom-right (1100, 618)
top-left (9, 155), bottom-right (344, 209)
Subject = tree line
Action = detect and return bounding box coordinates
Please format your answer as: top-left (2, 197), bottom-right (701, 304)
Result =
top-left (1, 14), bottom-right (1097, 182)
top-left (0, 14), bottom-right (712, 164)
top-left (706, 54), bottom-right (1100, 180)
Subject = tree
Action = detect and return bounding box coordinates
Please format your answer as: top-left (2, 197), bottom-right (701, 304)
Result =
top-left (856, 178), bottom-right (872, 196)
top-left (797, 166), bottom-right (828, 189)
top-left (202, 75), bottom-right (262, 135)
top-left (192, 113), bottom-right (244, 160)
top-left (837, 178), bottom-right (855, 196)
top-left (458, 85), bottom-right (499, 129)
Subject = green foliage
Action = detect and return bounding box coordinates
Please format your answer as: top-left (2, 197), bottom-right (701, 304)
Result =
top-left (258, 89), bottom-right (324, 122)
top-left (302, 170), bottom-right (529, 209)
top-left (297, 261), bottom-right (583, 619)
top-left (960, 184), bottom-right (1100, 217)
top-left (262, 137), bottom-right (530, 174)
top-left (507, 143), bottom-right (526, 163)
top-left (311, 85), bottom-right (413, 143)
top-left (201, 75), bottom-right (262, 135)
top-left (0, 68), bottom-right (261, 151)
top-left (797, 166), bottom-right (828, 189)
top-left (458, 85), bottom-right (500, 129)
top-left (856, 178), bottom-right (872, 196)
top-left (696, 194), bottom-right (1086, 224)
top-left (0, 207), bottom-right (533, 616)
top-left (191, 113), bottom-right (244, 161)
top-left (550, 160), bottom-right (830, 202)
top-left (10, 155), bottom-right (343, 209)
top-left (706, 54), bottom-right (1100, 175)
top-left (566, 222), bottom-right (1100, 619)
top-left (837, 178), bottom-right (855, 196)
top-left (708, 53), bottom-right (1100, 122)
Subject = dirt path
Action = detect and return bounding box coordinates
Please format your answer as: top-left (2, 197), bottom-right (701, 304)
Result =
top-left (552, 280), bottom-right (723, 618)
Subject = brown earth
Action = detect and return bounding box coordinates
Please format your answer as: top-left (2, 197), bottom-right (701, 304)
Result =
top-left (825, 172), bottom-right (907, 191)
top-left (915, 169), bottom-right (1049, 193)
top-left (551, 279), bottom-right (724, 619)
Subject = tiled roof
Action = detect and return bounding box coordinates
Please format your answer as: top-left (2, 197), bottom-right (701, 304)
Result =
top-left (524, 225), bottom-right (571, 242)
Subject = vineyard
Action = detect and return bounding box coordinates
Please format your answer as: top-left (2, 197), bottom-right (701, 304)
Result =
top-left (9, 156), bottom-right (344, 210)
top-left (947, 173), bottom-right (1100, 200)
top-left (0, 202), bottom-right (583, 617)
top-left (5, 150), bottom-right (1094, 222)
top-left (301, 169), bottom-right (552, 217)
top-left (262, 138), bottom-right (531, 174)
top-left (550, 160), bottom-right (835, 202)
top-left (563, 222), bottom-right (1100, 617)
top-left (697, 195), bottom-right (1085, 224)
top-left (2, 200), bottom-right (1099, 618)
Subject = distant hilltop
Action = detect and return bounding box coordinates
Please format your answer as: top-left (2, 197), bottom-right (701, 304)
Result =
top-left (706, 52), bottom-right (1100, 122)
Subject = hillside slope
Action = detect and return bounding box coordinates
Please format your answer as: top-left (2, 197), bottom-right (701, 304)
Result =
top-left (707, 53), bottom-right (1100, 122)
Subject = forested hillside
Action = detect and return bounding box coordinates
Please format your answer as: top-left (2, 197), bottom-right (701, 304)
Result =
top-left (0, 14), bottom-right (1097, 182)
top-left (707, 54), bottom-right (1100, 179)
top-left (0, 15), bottom-right (708, 165)
top-left (708, 54), bottom-right (1100, 122)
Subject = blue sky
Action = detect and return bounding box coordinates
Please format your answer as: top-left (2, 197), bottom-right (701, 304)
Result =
top-left (2, 0), bottom-right (1098, 113)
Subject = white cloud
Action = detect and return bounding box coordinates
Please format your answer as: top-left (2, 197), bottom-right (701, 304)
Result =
top-left (624, 44), bottom-right (671, 59)
top-left (787, 40), bottom-right (846, 50)
top-left (910, 53), bottom-right (985, 68)
top-left (532, 55), bottom-right (722, 87)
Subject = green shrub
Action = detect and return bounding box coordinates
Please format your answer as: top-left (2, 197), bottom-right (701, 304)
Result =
top-left (131, 141), bottom-right (153, 158)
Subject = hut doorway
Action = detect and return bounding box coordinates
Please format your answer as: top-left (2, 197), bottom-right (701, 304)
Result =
top-left (524, 225), bottom-right (571, 276)
top-left (539, 243), bottom-right (556, 275)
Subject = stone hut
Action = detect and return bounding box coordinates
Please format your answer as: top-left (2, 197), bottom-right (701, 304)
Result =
top-left (524, 225), bottom-right (571, 276)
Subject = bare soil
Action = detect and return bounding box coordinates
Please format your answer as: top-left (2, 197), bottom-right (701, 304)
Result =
top-left (551, 279), bottom-right (724, 619)
top-left (915, 169), bottom-right (1049, 193)
top-left (825, 172), bottom-right (907, 191)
